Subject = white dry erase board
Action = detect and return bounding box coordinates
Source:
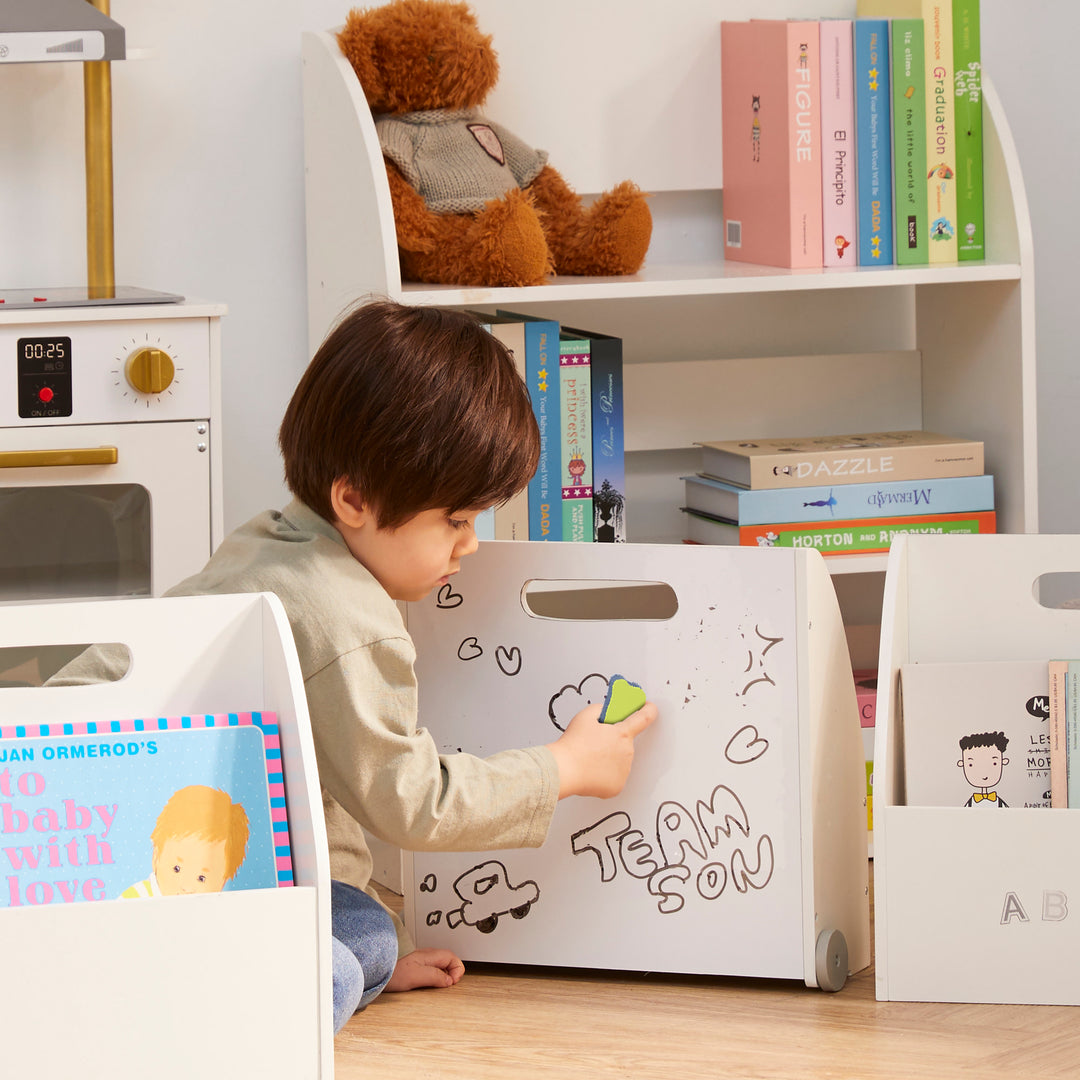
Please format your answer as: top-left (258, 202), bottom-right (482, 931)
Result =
top-left (404, 541), bottom-right (870, 987)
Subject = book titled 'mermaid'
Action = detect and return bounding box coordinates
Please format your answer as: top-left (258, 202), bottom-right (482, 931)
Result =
top-left (0, 712), bottom-right (292, 908)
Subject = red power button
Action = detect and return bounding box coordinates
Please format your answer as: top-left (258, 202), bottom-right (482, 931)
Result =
top-left (38, 386), bottom-right (54, 404)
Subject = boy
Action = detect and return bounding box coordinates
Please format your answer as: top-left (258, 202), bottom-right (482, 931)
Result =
top-left (53, 299), bottom-right (656, 1033)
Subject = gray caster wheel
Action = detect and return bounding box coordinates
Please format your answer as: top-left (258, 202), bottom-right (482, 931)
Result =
top-left (815, 928), bottom-right (848, 992)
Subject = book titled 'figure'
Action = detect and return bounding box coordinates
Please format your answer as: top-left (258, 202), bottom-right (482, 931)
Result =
top-left (721, 20), bottom-right (823, 268)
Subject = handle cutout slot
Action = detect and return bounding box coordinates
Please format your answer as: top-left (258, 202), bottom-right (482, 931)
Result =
top-left (0, 644), bottom-right (131, 688)
top-left (1034, 573), bottom-right (1080, 610)
top-left (521, 579), bottom-right (678, 622)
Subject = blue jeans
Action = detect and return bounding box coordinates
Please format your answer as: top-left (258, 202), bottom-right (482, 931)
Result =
top-left (331, 879), bottom-right (399, 1033)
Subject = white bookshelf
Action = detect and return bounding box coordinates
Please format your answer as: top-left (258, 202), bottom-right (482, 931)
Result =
top-left (301, 2), bottom-right (1034, 665)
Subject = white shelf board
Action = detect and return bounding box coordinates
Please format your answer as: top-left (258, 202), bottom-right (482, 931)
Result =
top-left (396, 260), bottom-right (1022, 307)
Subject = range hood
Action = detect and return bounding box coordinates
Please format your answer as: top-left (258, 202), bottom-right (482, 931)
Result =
top-left (0, 0), bottom-right (125, 63)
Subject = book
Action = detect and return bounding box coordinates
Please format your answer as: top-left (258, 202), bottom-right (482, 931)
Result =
top-left (953, 0), bottom-right (984, 260)
top-left (697, 430), bottom-right (985, 490)
top-left (563, 325), bottom-right (626, 543)
top-left (854, 19), bottom-right (893, 265)
top-left (682, 507), bottom-right (995, 553)
top-left (0, 711), bottom-right (292, 908)
top-left (820, 19), bottom-right (857, 265)
top-left (720, 19), bottom-right (823, 268)
top-left (924, 1), bottom-right (959, 261)
top-left (891, 18), bottom-right (929, 264)
top-left (682, 471), bottom-right (994, 526)
top-left (497, 310), bottom-right (561, 541)
top-left (1069, 661), bottom-right (1080, 808)
top-left (901, 661), bottom-right (1051, 809)
top-left (1048, 660), bottom-right (1069, 808)
top-left (559, 335), bottom-right (593, 542)
top-left (855, 669), bottom-right (877, 841)
top-left (471, 314), bottom-right (529, 541)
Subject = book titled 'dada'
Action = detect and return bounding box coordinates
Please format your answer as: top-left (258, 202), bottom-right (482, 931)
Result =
top-left (698, 430), bottom-right (984, 490)
top-left (0, 712), bottom-right (292, 908)
top-left (901, 661), bottom-right (1051, 809)
top-left (721, 19), bottom-right (823, 268)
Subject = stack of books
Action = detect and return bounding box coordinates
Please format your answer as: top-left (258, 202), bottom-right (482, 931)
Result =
top-left (720, 2), bottom-right (983, 269)
top-left (680, 429), bottom-right (995, 556)
top-left (471, 311), bottom-right (626, 544)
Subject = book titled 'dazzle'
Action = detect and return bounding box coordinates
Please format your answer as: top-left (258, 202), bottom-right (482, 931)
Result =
top-left (721, 19), bottom-right (823, 268)
top-left (900, 661), bottom-right (1051, 809)
top-left (0, 712), bottom-right (292, 908)
top-left (697, 430), bottom-right (984, 490)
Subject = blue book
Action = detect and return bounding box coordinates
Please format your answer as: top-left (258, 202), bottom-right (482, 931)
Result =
top-left (855, 19), bottom-right (893, 265)
top-left (564, 326), bottom-right (625, 542)
top-left (683, 472), bottom-right (994, 526)
top-left (497, 310), bottom-right (561, 541)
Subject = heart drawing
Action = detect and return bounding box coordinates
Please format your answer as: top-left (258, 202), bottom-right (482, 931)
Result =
top-left (437, 582), bottom-right (463, 609)
top-left (495, 645), bottom-right (522, 677)
top-left (725, 724), bottom-right (769, 764)
top-left (457, 637), bottom-right (483, 661)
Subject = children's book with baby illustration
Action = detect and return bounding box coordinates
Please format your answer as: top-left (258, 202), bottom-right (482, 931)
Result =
top-left (900, 661), bottom-right (1051, 809)
top-left (0, 712), bottom-right (292, 909)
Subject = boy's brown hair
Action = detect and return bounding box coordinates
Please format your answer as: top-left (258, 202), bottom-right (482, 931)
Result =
top-left (280, 299), bottom-right (540, 528)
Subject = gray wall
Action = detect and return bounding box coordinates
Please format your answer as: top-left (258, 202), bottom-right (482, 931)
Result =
top-left (0, 1), bottom-right (1068, 536)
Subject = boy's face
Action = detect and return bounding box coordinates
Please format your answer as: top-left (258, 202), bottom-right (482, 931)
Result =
top-left (153, 834), bottom-right (230, 895)
top-left (958, 743), bottom-right (1007, 790)
top-left (339, 504), bottom-right (486, 602)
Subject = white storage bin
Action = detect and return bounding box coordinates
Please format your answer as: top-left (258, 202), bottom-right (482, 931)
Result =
top-left (401, 541), bottom-right (870, 990)
top-left (0, 593), bottom-right (333, 1078)
top-left (875, 534), bottom-right (1080, 1005)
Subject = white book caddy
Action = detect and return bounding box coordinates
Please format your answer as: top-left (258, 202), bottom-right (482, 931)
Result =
top-left (875, 534), bottom-right (1080, 1005)
top-left (0, 594), bottom-right (333, 1079)
top-left (400, 540), bottom-right (870, 990)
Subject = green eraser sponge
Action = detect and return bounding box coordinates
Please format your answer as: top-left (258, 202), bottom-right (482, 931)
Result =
top-left (599, 674), bottom-right (646, 724)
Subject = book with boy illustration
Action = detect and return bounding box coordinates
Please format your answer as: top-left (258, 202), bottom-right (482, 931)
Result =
top-left (900, 660), bottom-right (1051, 809)
top-left (0, 711), bottom-right (292, 908)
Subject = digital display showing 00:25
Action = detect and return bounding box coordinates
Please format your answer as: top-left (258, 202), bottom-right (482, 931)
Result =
top-left (19, 336), bottom-right (70, 366)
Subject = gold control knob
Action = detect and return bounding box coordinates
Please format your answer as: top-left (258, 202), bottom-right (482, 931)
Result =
top-left (125, 347), bottom-right (175, 395)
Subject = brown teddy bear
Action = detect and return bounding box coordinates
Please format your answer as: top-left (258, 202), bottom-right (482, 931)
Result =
top-left (337, 0), bottom-right (652, 288)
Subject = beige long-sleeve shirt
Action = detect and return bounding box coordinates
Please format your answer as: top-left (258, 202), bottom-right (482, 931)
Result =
top-left (51, 500), bottom-right (560, 953)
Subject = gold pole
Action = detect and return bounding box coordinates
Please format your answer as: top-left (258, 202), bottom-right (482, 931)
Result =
top-left (83, 0), bottom-right (115, 298)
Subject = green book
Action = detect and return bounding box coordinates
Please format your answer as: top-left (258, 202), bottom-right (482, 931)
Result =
top-left (953, 0), bottom-right (984, 260)
top-left (558, 336), bottom-right (592, 542)
top-left (891, 18), bottom-right (928, 264)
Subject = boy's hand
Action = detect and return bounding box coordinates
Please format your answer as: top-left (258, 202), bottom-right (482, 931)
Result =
top-left (547, 700), bottom-right (658, 799)
top-left (386, 948), bottom-right (465, 993)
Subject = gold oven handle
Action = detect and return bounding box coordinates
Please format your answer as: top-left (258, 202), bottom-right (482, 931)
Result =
top-left (0, 447), bottom-right (119, 468)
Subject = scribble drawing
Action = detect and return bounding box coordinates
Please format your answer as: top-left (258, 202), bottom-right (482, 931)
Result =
top-left (457, 636), bottom-right (483, 661)
top-left (725, 725), bottom-right (769, 764)
top-left (426, 910), bottom-right (442, 926)
top-left (419, 873), bottom-right (438, 893)
top-left (548, 672), bottom-right (609, 731)
top-left (695, 785), bottom-right (751, 845)
top-left (755, 625), bottom-right (784, 655)
top-left (445, 860), bottom-right (540, 934)
top-left (495, 644), bottom-right (523, 677)
top-left (436, 582), bottom-right (464, 609)
top-left (739, 671), bottom-right (776, 696)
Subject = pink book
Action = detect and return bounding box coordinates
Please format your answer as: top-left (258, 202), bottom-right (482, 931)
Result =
top-left (721, 20), bottom-right (823, 269)
top-left (819, 20), bottom-right (857, 266)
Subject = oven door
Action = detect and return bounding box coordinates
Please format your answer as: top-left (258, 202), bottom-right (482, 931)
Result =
top-left (0, 421), bottom-right (211, 602)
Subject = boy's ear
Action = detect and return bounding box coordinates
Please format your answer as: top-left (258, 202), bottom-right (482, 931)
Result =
top-left (330, 477), bottom-right (371, 529)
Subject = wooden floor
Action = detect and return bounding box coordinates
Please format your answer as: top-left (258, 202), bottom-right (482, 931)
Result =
top-left (335, 869), bottom-right (1080, 1079)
